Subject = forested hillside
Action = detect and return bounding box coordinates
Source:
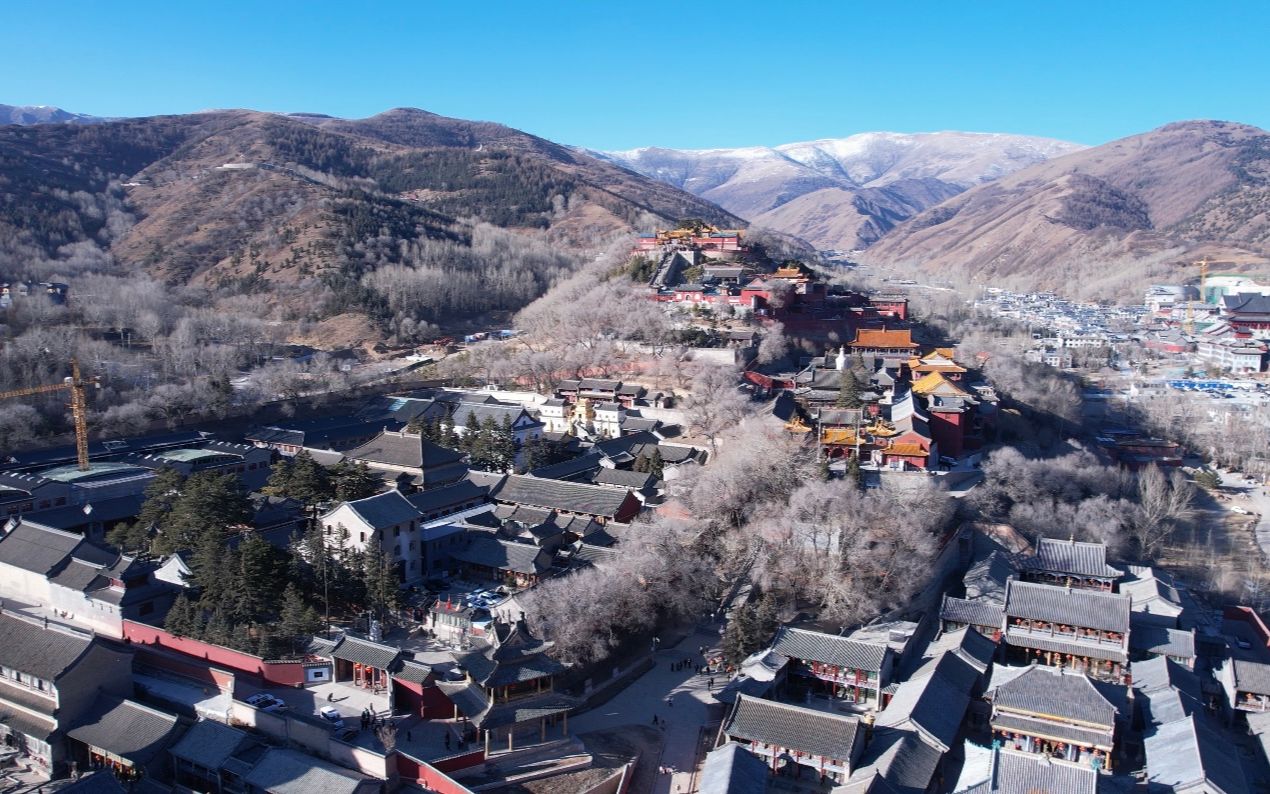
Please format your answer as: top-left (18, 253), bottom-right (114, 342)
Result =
top-left (0, 107), bottom-right (739, 449)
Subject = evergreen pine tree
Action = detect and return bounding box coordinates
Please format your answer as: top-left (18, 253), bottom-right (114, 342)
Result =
top-left (836, 373), bottom-right (862, 408)
top-left (134, 467), bottom-right (186, 545)
top-left (333, 462), bottom-right (379, 501)
top-left (722, 604), bottom-right (758, 664)
top-left (633, 453), bottom-right (650, 473)
top-left (236, 534), bottom-right (282, 622)
top-left (155, 472), bottom-right (251, 555)
top-left (648, 449), bottom-right (665, 480)
top-left (461, 411), bottom-right (481, 453)
top-left (439, 416), bottom-right (459, 449)
top-left (164, 593), bottom-right (196, 637)
top-left (261, 457), bottom-right (295, 498)
top-left (203, 608), bottom-right (233, 646)
top-left (845, 455), bottom-right (863, 489)
top-left (754, 592), bottom-right (779, 645)
top-left (287, 451), bottom-right (331, 505)
top-left (494, 416), bottom-right (517, 471)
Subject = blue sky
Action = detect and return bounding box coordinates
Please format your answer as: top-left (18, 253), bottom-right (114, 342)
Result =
top-left (4, 1), bottom-right (1267, 149)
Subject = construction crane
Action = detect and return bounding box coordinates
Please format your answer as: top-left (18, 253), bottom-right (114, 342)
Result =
top-left (0, 360), bottom-right (99, 470)
top-left (1183, 257), bottom-right (1211, 335)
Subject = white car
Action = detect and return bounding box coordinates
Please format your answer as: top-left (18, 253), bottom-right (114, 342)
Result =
top-left (1231, 506), bottom-right (1249, 515)
top-left (318, 706), bottom-right (345, 729)
top-left (245, 693), bottom-right (288, 713)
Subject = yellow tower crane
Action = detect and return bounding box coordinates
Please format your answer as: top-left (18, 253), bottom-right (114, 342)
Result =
top-left (0, 360), bottom-right (99, 470)
top-left (1183, 257), bottom-right (1211, 335)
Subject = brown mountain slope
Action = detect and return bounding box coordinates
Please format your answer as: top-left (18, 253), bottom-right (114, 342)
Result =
top-left (863, 121), bottom-right (1270, 300)
top-left (0, 109), bottom-right (741, 340)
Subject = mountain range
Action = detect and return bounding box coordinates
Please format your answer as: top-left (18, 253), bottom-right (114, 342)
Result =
top-left (0, 107), bottom-right (740, 341)
top-left (594, 132), bottom-right (1084, 250)
top-left (0, 103), bottom-right (106, 125)
top-left (864, 120), bottom-right (1270, 299)
top-left (3, 105), bottom-right (1269, 308)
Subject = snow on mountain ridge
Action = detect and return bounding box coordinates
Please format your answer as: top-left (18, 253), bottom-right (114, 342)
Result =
top-left (591, 130), bottom-right (1084, 251)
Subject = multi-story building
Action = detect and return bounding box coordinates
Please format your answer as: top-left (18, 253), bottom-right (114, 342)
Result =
top-left (770, 626), bottom-right (896, 706)
top-left (987, 665), bottom-right (1121, 770)
top-left (0, 610), bottom-right (134, 777)
top-left (1001, 580), bottom-right (1131, 680)
top-left (718, 694), bottom-right (866, 783)
top-left (320, 490), bottom-right (423, 584)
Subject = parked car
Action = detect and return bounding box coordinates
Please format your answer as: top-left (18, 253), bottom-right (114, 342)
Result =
top-left (1232, 506), bottom-right (1249, 515)
top-left (245, 693), bottom-right (288, 713)
top-left (318, 706), bottom-right (345, 730)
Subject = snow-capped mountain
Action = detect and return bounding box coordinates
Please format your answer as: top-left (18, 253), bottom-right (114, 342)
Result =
top-left (0, 104), bottom-right (105, 125)
top-left (593, 132), bottom-right (1084, 250)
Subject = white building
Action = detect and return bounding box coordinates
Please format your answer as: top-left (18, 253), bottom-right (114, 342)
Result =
top-left (321, 490), bottom-right (424, 584)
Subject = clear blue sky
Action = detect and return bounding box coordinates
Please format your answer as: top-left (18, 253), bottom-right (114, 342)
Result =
top-left (5, 1), bottom-right (1267, 150)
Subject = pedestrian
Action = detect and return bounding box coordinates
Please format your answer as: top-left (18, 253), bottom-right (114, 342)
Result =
top-left (445, 733), bottom-right (451, 750)
top-left (407, 730), bottom-right (413, 742)
top-left (651, 714), bottom-right (658, 726)
top-left (709, 677), bottom-right (714, 691)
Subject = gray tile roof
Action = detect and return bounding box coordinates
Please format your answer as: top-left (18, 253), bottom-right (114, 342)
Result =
top-left (486, 657), bottom-right (566, 688)
top-left (588, 468), bottom-right (656, 490)
top-left (940, 596), bottom-right (1004, 630)
top-left (331, 634), bottom-right (401, 670)
top-left (451, 533), bottom-right (554, 576)
top-left (722, 694), bottom-right (861, 763)
top-left (0, 708), bottom-right (56, 741)
top-left (341, 489), bottom-right (421, 530)
top-left (452, 402), bottom-right (539, 431)
top-left (436, 680), bottom-right (491, 722)
top-left (1130, 625), bottom-right (1195, 659)
top-left (771, 626), bottom-right (889, 673)
top-left (0, 612), bottom-right (93, 680)
top-left (699, 743), bottom-right (769, 794)
top-left (1140, 686), bottom-right (1201, 727)
top-left (846, 727), bottom-right (942, 794)
top-left (1145, 716), bottom-right (1248, 794)
top-left (1020, 537), bottom-right (1122, 580)
top-left (482, 692), bottom-right (581, 729)
top-left (492, 474), bottom-right (634, 519)
top-left (406, 479), bottom-right (488, 514)
top-left (877, 652), bottom-right (978, 750)
top-left (0, 522), bottom-right (84, 575)
top-left (964, 748), bottom-right (1097, 794)
top-left (167, 719), bottom-right (249, 769)
top-left (393, 660), bottom-right (434, 685)
top-left (929, 627), bottom-right (997, 673)
top-left (1003, 580), bottom-right (1130, 632)
top-left (963, 551), bottom-right (1016, 602)
top-left (528, 453), bottom-right (605, 480)
top-left (1132, 655), bottom-right (1202, 699)
top-left (67, 695), bottom-right (179, 764)
top-left (1231, 659), bottom-right (1270, 696)
top-left (578, 378), bottom-right (621, 391)
top-left (990, 666), bottom-right (1116, 728)
top-left (1004, 631), bottom-right (1128, 663)
top-left (346, 430), bottom-right (464, 470)
top-left (990, 712), bottom-right (1111, 748)
top-left (244, 748), bottom-right (373, 794)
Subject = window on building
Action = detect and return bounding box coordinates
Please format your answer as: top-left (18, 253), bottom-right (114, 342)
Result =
top-left (360, 532), bottom-right (366, 543)
top-left (54, 497), bottom-right (66, 506)
top-left (394, 526), bottom-right (401, 537)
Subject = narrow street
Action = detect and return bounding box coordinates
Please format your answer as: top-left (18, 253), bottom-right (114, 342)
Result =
top-left (569, 630), bottom-right (723, 794)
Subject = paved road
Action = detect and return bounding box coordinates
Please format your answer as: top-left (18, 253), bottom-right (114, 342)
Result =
top-left (570, 630), bottom-right (723, 794)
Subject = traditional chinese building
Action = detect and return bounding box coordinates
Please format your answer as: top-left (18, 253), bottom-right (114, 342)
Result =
top-left (437, 617), bottom-right (579, 753)
top-left (1017, 537), bottom-right (1124, 592)
top-left (770, 626), bottom-right (895, 706)
top-left (988, 665), bottom-right (1121, 770)
top-left (718, 694), bottom-right (866, 783)
top-left (1001, 580), bottom-right (1131, 681)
